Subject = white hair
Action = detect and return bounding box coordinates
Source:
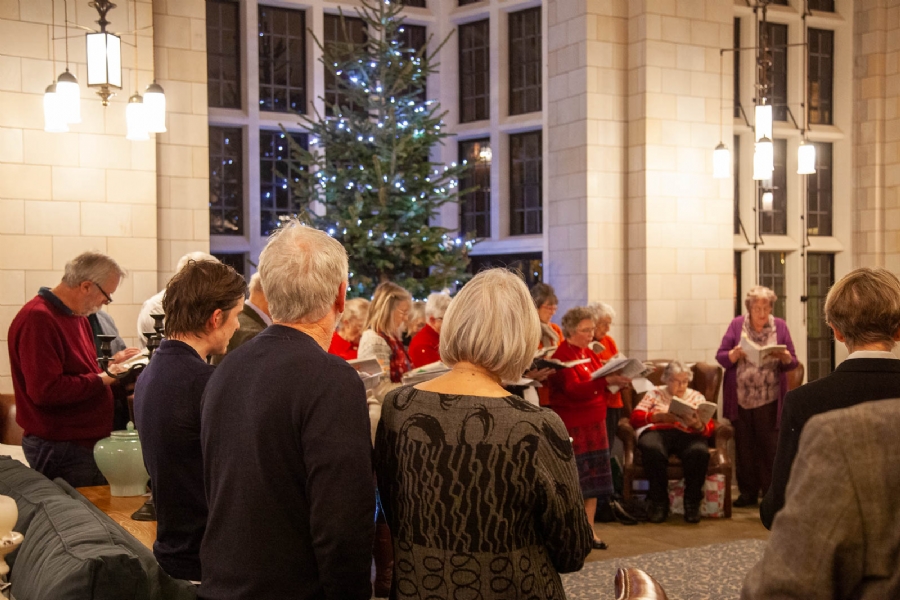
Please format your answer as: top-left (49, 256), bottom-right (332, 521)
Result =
top-left (661, 360), bottom-right (693, 384)
top-left (248, 272), bottom-right (264, 295)
top-left (61, 252), bottom-right (125, 286)
top-left (440, 269), bottom-right (540, 383)
top-left (258, 222), bottom-right (348, 324)
top-left (588, 301), bottom-right (616, 322)
top-left (176, 251), bottom-right (218, 273)
top-left (340, 298), bottom-right (370, 328)
top-left (744, 285), bottom-right (777, 312)
top-left (425, 291), bottom-right (452, 320)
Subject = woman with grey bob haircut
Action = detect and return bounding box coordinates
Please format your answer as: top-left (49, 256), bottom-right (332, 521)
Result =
top-left (258, 221), bottom-right (348, 324)
top-left (374, 269), bottom-right (593, 598)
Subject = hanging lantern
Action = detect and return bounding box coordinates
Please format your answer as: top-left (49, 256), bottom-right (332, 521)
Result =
top-left (55, 70), bottom-right (81, 124)
top-left (761, 191), bottom-right (774, 212)
top-left (753, 136), bottom-right (774, 181)
top-left (126, 94), bottom-right (149, 141)
top-left (755, 104), bottom-right (773, 142)
top-left (43, 83), bottom-right (69, 133)
top-left (86, 30), bottom-right (122, 105)
top-left (713, 142), bottom-right (731, 179)
top-left (143, 82), bottom-right (167, 133)
top-left (797, 141), bottom-right (817, 175)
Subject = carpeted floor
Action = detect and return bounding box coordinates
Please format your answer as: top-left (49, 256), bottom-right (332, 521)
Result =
top-left (562, 539), bottom-right (767, 600)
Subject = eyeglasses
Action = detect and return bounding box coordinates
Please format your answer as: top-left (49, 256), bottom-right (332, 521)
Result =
top-left (575, 327), bottom-right (594, 334)
top-left (93, 281), bottom-right (113, 304)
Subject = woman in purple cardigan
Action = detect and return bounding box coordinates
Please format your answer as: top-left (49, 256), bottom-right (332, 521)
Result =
top-left (716, 286), bottom-right (798, 509)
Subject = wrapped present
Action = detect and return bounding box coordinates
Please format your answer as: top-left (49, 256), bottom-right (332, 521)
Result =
top-left (667, 474), bottom-right (726, 518)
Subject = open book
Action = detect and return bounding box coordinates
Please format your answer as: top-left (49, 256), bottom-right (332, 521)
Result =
top-left (591, 357), bottom-right (653, 381)
top-left (740, 335), bottom-right (786, 366)
top-left (402, 361), bottom-right (451, 385)
top-left (667, 396), bottom-right (718, 425)
top-left (531, 348), bottom-right (591, 371)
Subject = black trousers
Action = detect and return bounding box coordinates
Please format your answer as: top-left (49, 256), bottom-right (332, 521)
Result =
top-left (734, 401), bottom-right (779, 499)
top-left (638, 429), bottom-right (710, 505)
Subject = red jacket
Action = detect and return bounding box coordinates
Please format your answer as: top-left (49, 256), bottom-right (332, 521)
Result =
top-left (408, 324), bottom-right (440, 367)
top-left (8, 292), bottom-right (112, 446)
top-left (328, 331), bottom-right (358, 361)
top-left (547, 340), bottom-right (610, 428)
top-left (595, 335), bottom-right (624, 409)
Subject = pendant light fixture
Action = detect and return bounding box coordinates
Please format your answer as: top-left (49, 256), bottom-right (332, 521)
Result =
top-left (125, 0), bottom-right (148, 141)
top-left (753, 135), bottom-right (774, 181)
top-left (44, 1), bottom-right (69, 133)
top-left (86, 0), bottom-right (122, 105)
top-left (796, 22), bottom-right (816, 175)
top-left (143, 81), bottom-right (167, 133)
top-left (713, 51), bottom-right (731, 179)
top-left (761, 191), bottom-right (774, 212)
top-left (56, 0), bottom-right (82, 124)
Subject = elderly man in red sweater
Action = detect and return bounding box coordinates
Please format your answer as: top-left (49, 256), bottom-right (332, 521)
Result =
top-left (408, 291), bottom-right (452, 368)
top-left (8, 251), bottom-right (127, 487)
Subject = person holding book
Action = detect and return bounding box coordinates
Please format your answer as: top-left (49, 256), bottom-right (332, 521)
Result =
top-left (374, 269), bottom-right (593, 599)
top-left (530, 283), bottom-right (564, 406)
top-left (588, 302), bottom-right (627, 451)
top-left (549, 307), bottom-right (632, 550)
top-left (630, 361), bottom-right (715, 524)
top-left (408, 291), bottom-right (451, 367)
top-left (716, 285), bottom-right (798, 509)
top-left (328, 297), bottom-right (369, 361)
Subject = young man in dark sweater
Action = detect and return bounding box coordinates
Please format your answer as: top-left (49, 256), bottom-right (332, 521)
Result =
top-left (8, 252), bottom-right (126, 487)
top-left (133, 260), bottom-right (247, 582)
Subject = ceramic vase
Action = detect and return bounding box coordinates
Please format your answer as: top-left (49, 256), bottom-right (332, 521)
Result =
top-left (93, 422), bottom-right (150, 497)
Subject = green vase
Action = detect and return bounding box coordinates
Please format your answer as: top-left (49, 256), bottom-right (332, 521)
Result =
top-left (93, 422), bottom-right (149, 497)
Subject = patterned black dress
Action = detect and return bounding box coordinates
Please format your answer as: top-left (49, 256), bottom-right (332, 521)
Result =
top-left (374, 386), bottom-right (593, 599)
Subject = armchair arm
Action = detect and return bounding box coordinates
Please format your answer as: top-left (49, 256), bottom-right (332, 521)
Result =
top-left (617, 417), bottom-right (637, 467)
top-left (712, 420), bottom-right (734, 466)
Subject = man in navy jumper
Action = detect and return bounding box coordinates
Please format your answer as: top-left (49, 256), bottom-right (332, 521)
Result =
top-left (133, 260), bottom-right (247, 582)
top-left (8, 252), bottom-right (127, 487)
top-left (199, 222), bottom-right (375, 600)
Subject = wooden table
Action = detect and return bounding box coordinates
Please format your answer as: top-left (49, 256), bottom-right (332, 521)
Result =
top-left (76, 486), bottom-right (157, 550)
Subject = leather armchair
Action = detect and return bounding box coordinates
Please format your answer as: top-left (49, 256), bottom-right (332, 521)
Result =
top-left (617, 361), bottom-right (734, 518)
top-left (615, 568), bottom-right (669, 600)
top-left (0, 393), bottom-right (23, 445)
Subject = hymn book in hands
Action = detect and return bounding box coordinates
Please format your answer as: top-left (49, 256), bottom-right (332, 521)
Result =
top-left (739, 335), bottom-right (786, 366)
top-left (531, 347), bottom-right (591, 371)
top-left (666, 396), bottom-right (718, 425)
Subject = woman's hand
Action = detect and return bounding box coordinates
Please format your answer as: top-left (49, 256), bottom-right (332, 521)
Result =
top-left (728, 345), bottom-right (746, 363)
top-left (112, 347), bottom-right (141, 364)
top-left (651, 412), bottom-right (681, 425)
top-left (682, 410), bottom-right (703, 431)
top-left (777, 349), bottom-right (793, 365)
top-left (606, 374), bottom-right (631, 388)
top-left (524, 367), bottom-right (555, 382)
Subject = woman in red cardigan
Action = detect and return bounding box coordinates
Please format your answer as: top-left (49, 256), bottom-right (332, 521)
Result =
top-left (328, 298), bottom-right (369, 361)
top-left (630, 360), bottom-right (715, 524)
top-left (549, 307), bottom-right (631, 551)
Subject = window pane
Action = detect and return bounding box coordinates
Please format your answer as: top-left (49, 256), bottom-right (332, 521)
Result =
top-left (760, 138), bottom-right (787, 235)
top-left (759, 251), bottom-right (786, 319)
top-left (396, 24), bottom-right (428, 102)
top-left (807, 142), bottom-right (832, 236)
top-left (209, 126), bottom-right (243, 235)
top-left (510, 131), bottom-right (542, 236)
top-left (259, 130), bottom-right (308, 237)
top-left (806, 253), bottom-right (835, 381)
top-left (206, 0), bottom-right (241, 109)
top-left (323, 14), bottom-right (367, 117)
top-left (258, 6), bottom-right (306, 113)
top-left (459, 0), bottom-right (481, 5)
top-left (211, 253), bottom-right (247, 279)
top-left (761, 23), bottom-right (788, 121)
top-left (468, 252), bottom-right (543, 287)
top-left (459, 19), bottom-right (490, 123)
top-left (808, 0), bottom-right (834, 11)
top-left (808, 28), bottom-right (833, 125)
top-left (398, 0), bottom-right (426, 6)
top-left (734, 252), bottom-right (743, 318)
top-left (509, 8), bottom-right (542, 116)
top-left (734, 134), bottom-right (740, 234)
top-left (733, 18), bottom-right (741, 119)
top-left (458, 138), bottom-right (492, 239)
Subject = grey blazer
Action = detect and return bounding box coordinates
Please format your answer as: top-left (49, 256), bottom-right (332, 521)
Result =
top-left (742, 398), bottom-right (900, 600)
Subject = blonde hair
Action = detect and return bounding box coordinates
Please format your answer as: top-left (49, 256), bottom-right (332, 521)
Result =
top-left (258, 221), bottom-right (348, 324)
top-left (560, 307), bottom-right (596, 338)
top-left (248, 272), bottom-right (264, 295)
top-left (744, 285), bottom-right (777, 313)
top-left (440, 269), bottom-right (540, 382)
top-left (365, 282), bottom-right (412, 337)
top-left (824, 267), bottom-right (900, 349)
top-left (340, 298), bottom-right (370, 330)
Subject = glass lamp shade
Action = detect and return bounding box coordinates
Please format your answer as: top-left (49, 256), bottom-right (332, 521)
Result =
top-left (761, 191), bottom-right (774, 212)
top-left (126, 94), bottom-right (149, 141)
top-left (713, 143), bottom-right (731, 179)
top-left (43, 83), bottom-right (69, 133)
top-left (55, 71), bottom-right (81, 124)
top-left (86, 32), bottom-right (122, 88)
top-left (797, 141), bottom-right (817, 175)
top-left (753, 136), bottom-right (774, 180)
top-left (755, 103), bottom-right (773, 142)
top-left (143, 82), bottom-right (166, 133)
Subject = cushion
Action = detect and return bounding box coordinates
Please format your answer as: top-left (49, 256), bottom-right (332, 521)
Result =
top-left (10, 495), bottom-right (150, 600)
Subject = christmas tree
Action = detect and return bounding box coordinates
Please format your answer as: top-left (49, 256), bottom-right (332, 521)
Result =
top-left (288, 0), bottom-right (473, 298)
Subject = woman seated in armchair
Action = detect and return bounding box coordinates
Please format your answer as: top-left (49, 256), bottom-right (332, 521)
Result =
top-left (630, 361), bottom-right (714, 524)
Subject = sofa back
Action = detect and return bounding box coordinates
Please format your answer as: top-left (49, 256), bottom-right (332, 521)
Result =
top-left (0, 458), bottom-right (196, 600)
